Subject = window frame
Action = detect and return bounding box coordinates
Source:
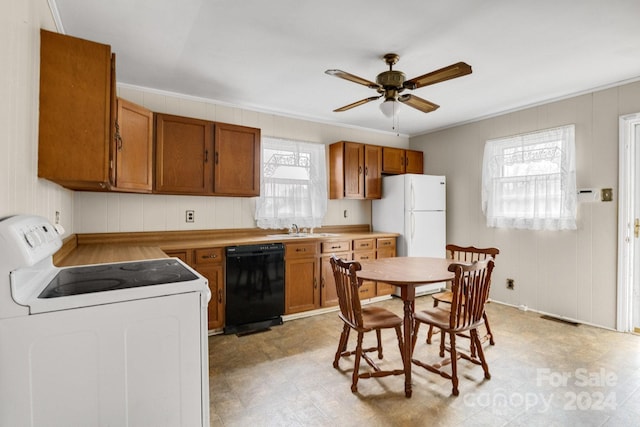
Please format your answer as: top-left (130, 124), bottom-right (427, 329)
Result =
top-left (481, 124), bottom-right (577, 230)
top-left (254, 137), bottom-right (327, 229)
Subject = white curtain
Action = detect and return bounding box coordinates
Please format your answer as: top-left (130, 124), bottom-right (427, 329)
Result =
top-left (255, 137), bottom-right (327, 229)
top-left (482, 124), bottom-right (577, 230)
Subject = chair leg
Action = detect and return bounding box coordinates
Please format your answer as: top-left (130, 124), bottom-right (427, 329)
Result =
top-left (483, 312), bottom-right (495, 345)
top-left (411, 321), bottom-right (421, 353)
top-left (449, 332), bottom-right (459, 396)
top-left (394, 325), bottom-right (405, 365)
top-left (375, 329), bottom-right (383, 359)
top-left (469, 331), bottom-right (477, 359)
top-left (471, 328), bottom-right (491, 380)
top-left (439, 329), bottom-right (446, 357)
top-left (351, 332), bottom-right (365, 393)
top-left (426, 299), bottom-right (439, 344)
top-left (333, 324), bottom-right (350, 368)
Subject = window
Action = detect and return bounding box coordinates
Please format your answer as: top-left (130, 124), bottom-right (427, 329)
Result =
top-left (481, 124), bottom-right (576, 230)
top-left (255, 137), bottom-right (327, 229)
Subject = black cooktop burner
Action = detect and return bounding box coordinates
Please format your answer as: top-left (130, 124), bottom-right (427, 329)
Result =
top-left (38, 259), bottom-right (199, 298)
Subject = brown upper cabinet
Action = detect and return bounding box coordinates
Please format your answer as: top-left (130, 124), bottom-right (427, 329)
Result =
top-left (155, 114), bottom-right (213, 194)
top-left (329, 141), bottom-right (382, 199)
top-left (38, 29), bottom-right (116, 191)
top-left (113, 98), bottom-right (153, 192)
top-left (154, 114), bottom-right (260, 196)
top-left (214, 123), bottom-right (261, 196)
top-left (38, 30), bottom-right (153, 193)
top-left (382, 147), bottom-right (424, 175)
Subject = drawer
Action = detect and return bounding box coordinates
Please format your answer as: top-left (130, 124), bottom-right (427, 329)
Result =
top-left (285, 242), bottom-right (319, 258)
top-left (377, 247), bottom-right (396, 259)
top-left (353, 238), bottom-right (375, 251)
top-left (377, 237), bottom-right (396, 249)
top-left (353, 251), bottom-right (375, 262)
top-left (194, 247), bottom-right (223, 265)
top-left (164, 249), bottom-right (192, 266)
top-left (376, 282), bottom-right (395, 296)
top-left (358, 280), bottom-right (376, 299)
top-left (321, 240), bottom-right (351, 253)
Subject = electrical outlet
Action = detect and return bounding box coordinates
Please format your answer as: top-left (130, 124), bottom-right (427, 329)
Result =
top-left (506, 278), bottom-right (515, 290)
top-left (185, 210), bottom-right (195, 223)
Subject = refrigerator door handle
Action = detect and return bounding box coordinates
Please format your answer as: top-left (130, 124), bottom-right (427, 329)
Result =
top-left (410, 212), bottom-right (415, 241)
top-left (410, 181), bottom-right (415, 211)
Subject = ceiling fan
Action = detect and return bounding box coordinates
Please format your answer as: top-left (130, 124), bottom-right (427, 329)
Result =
top-left (325, 53), bottom-right (472, 117)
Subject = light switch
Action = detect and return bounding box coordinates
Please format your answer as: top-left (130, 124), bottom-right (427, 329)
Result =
top-left (601, 188), bottom-right (613, 202)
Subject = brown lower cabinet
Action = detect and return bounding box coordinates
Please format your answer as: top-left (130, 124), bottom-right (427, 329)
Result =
top-left (319, 240), bottom-right (352, 307)
top-left (375, 237), bottom-right (397, 295)
top-left (165, 236), bottom-right (396, 329)
top-left (352, 238), bottom-right (376, 299)
top-left (284, 242), bottom-right (320, 314)
top-left (166, 247), bottom-right (224, 330)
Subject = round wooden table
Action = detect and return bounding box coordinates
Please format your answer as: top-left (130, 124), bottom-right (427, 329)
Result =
top-left (357, 257), bottom-right (454, 398)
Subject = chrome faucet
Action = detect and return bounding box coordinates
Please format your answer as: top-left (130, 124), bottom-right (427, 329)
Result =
top-left (291, 224), bottom-right (299, 235)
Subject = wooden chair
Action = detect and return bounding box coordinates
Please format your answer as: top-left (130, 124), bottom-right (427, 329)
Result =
top-left (412, 258), bottom-right (495, 396)
top-left (426, 245), bottom-right (500, 351)
top-left (330, 255), bottom-right (405, 393)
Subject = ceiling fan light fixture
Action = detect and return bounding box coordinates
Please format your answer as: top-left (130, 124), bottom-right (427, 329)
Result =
top-left (379, 98), bottom-right (398, 118)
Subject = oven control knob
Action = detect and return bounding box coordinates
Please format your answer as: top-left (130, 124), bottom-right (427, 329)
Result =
top-left (24, 231), bottom-right (38, 248)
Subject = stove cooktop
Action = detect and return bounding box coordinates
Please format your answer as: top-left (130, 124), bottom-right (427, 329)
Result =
top-left (38, 259), bottom-right (199, 298)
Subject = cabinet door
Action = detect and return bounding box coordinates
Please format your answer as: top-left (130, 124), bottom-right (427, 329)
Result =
top-left (114, 98), bottom-right (153, 192)
top-left (155, 114), bottom-right (213, 194)
top-left (38, 30), bottom-right (115, 190)
top-left (285, 257), bottom-right (320, 314)
top-left (343, 142), bottom-right (364, 198)
top-left (197, 264), bottom-right (224, 330)
top-left (364, 145), bottom-right (382, 199)
top-left (376, 245), bottom-right (397, 296)
top-left (382, 147), bottom-right (405, 174)
top-left (405, 150), bottom-right (424, 174)
top-left (214, 123), bottom-right (261, 196)
top-left (320, 253), bottom-right (350, 307)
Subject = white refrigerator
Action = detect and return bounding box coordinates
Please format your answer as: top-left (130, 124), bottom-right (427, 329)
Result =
top-left (372, 174), bottom-right (446, 296)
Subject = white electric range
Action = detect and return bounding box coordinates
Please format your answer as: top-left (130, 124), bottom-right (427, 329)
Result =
top-left (0, 215), bottom-right (210, 427)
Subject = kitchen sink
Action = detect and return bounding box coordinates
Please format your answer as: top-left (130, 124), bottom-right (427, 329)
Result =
top-left (266, 233), bottom-right (340, 239)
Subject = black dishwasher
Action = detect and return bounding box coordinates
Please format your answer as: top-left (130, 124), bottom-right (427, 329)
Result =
top-left (224, 243), bottom-right (285, 335)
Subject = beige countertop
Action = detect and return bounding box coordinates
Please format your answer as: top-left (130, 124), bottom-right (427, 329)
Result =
top-left (56, 226), bottom-right (398, 267)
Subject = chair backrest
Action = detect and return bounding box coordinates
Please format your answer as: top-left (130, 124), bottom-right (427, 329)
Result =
top-left (330, 255), bottom-right (364, 329)
top-left (448, 258), bottom-right (495, 331)
top-left (446, 244), bottom-right (500, 263)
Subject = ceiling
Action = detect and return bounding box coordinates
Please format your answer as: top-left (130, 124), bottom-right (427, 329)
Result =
top-left (52, 0), bottom-right (640, 137)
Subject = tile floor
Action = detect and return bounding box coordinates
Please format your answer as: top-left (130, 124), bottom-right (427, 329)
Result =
top-left (208, 296), bottom-right (640, 426)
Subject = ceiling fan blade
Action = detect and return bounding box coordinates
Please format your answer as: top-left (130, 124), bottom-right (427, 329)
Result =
top-left (398, 94), bottom-right (440, 113)
top-left (325, 69), bottom-right (381, 89)
top-left (333, 96), bottom-right (382, 112)
top-left (403, 62), bottom-right (472, 90)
